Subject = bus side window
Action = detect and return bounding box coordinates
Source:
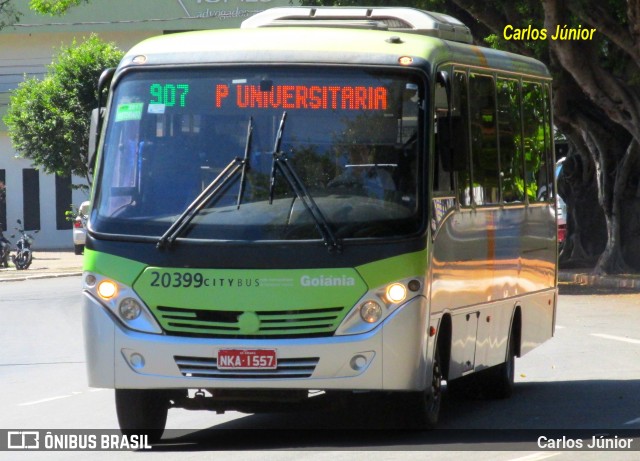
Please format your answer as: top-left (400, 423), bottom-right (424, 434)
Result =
top-left (543, 84), bottom-right (554, 202)
top-left (522, 82), bottom-right (548, 202)
top-left (497, 78), bottom-right (524, 203)
top-left (469, 74), bottom-right (499, 205)
top-left (434, 72), bottom-right (452, 193)
top-left (452, 71), bottom-right (471, 206)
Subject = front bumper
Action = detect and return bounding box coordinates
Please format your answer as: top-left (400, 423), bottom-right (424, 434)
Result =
top-left (83, 291), bottom-right (431, 392)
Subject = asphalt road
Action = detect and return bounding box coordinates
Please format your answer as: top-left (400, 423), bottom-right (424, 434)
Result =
top-left (1, 277), bottom-right (639, 460)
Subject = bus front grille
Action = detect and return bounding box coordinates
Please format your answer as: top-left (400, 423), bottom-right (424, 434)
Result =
top-left (154, 305), bottom-right (346, 338)
top-left (174, 355), bottom-right (319, 379)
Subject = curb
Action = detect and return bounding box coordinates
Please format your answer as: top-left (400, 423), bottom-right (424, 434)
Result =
top-left (0, 271), bottom-right (83, 283)
top-left (558, 271), bottom-right (640, 290)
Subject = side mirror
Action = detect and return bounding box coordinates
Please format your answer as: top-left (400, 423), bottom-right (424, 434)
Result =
top-left (435, 70), bottom-right (469, 173)
top-left (88, 68), bottom-right (116, 175)
top-left (88, 107), bottom-right (105, 174)
top-left (438, 116), bottom-right (470, 172)
top-left (436, 71), bottom-right (451, 103)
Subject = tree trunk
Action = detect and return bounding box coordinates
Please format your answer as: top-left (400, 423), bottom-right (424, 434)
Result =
top-left (543, 0), bottom-right (640, 273)
top-left (595, 140), bottom-right (640, 274)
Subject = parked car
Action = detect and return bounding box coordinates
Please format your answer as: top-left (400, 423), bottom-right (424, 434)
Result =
top-left (73, 201), bottom-right (90, 255)
top-left (536, 158), bottom-right (567, 246)
top-left (555, 158), bottom-right (567, 245)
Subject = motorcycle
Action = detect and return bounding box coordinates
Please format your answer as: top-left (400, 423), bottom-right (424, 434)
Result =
top-left (10, 219), bottom-right (38, 270)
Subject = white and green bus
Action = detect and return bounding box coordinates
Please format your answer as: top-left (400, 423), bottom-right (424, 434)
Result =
top-left (83, 7), bottom-right (558, 436)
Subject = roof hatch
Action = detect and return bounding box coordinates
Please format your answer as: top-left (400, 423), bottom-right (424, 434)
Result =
top-left (241, 7), bottom-right (473, 44)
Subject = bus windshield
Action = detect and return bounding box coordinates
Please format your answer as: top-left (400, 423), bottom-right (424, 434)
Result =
top-left (93, 67), bottom-right (424, 241)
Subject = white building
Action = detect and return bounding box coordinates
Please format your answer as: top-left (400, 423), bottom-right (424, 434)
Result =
top-left (0, 0), bottom-right (288, 248)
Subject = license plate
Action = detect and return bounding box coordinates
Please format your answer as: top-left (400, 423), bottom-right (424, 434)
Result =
top-left (217, 349), bottom-right (277, 370)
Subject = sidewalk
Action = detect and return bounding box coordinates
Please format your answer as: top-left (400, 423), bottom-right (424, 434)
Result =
top-left (1, 251), bottom-right (640, 290)
top-left (0, 250), bottom-right (83, 282)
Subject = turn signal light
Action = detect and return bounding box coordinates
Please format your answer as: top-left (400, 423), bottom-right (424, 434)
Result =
top-left (97, 279), bottom-right (118, 300)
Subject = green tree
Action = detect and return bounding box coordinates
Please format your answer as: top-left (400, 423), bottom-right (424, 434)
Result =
top-left (29, 0), bottom-right (88, 16)
top-left (0, 0), bottom-right (89, 28)
top-left (3, 35), bottom-right (123, 187)
top-left (0, 0), bottom-right (20, 28)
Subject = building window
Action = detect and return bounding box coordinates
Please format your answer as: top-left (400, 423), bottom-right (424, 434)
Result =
top-left (55, 174), bottom-right (73, 230)
top-left (22, 169), bottom-right (40, 230)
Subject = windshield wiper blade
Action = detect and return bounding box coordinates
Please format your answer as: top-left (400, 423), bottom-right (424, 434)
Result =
top-left (268, 111), bottom-right (287, 205)
top-left (157, 158), bottom-right (244, 249)
top-left (266, 112), bottom-right (340, 253)
top-left (236, 117), bottom-right (253, 209)
top-left (273, 153), bottom-right (341, 253)
top-left (157, 117), bottom-right (256, 249)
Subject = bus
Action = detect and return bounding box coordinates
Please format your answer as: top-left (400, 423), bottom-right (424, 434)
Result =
top-left (83, 7), bottom-right (557, 436)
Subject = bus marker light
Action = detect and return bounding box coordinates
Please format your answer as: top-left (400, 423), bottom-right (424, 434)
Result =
top-left (429, 326), bottom-right (437, 337)
top-left (398, 56), bottom-right (413, 65)
top-left (360, 301), bottom-right (382, 323)
top-left (85, 274), bottom-right (97, 288)
top-left (97, 280), bottom-right (117, 300)
top-left (408, 279), bottom-right (421, 292)
top-left (386, 283), bottom-right (407, 304)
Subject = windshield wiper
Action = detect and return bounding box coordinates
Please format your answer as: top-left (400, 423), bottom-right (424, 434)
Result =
top-left (236, 117), bottom-right (253, 209)
top-left (157, 118), bottom-right (253, 249)
top-left (268, 111), bottom-right (341, 253)
top-left (268, 111), bottom-right (287, 205)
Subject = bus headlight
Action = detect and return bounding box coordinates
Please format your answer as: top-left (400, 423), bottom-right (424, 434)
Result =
top-left (385, 283), bottom-right (407, 304)
top-left (336, 277), bottom-right (424, 336)
top-left (83, 272), bottom-right (162, 334)
top-left (360, 301), bottom-right (382, 323)
top-left (119, 298), bottom-right (142, 320)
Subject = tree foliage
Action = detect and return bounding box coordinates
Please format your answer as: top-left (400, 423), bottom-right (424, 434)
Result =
top-left (0, 0), bottom-right (89, 27)
top-left (3, 35), bottom-right (123, 186)
top-left (29, 0), bottom-right (88, 16)
top-left (0, 0), bottom-right (21, 28)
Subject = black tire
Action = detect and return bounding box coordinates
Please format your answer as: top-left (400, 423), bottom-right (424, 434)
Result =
top-left (115, 389), bottom-right (169, 443)
top-left (476, 330), bottom-right (516, 399)
top-left (407, 346), bottom-right (443, 429)
top-left (12, 251), bottom-right (31, 270)
top-left (74, 244), bottom-right (84, 255)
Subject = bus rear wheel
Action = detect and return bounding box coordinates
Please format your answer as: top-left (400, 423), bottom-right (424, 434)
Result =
top-left (486, 330), bottom-right (516, 398)
top-left (115, 389), bottom-right (169, 443)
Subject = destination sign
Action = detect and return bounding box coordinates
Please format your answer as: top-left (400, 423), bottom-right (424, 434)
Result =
top-left (147, 82), bottom-right (389, 111)
top-left (215, 83), bottom-right (388, 111)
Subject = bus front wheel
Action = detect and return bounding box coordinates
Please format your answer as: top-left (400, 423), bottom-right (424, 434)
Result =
top-left (115, 389), bottom-right (169, 443)
top-left (408, 347), bottom-right (443, 429)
